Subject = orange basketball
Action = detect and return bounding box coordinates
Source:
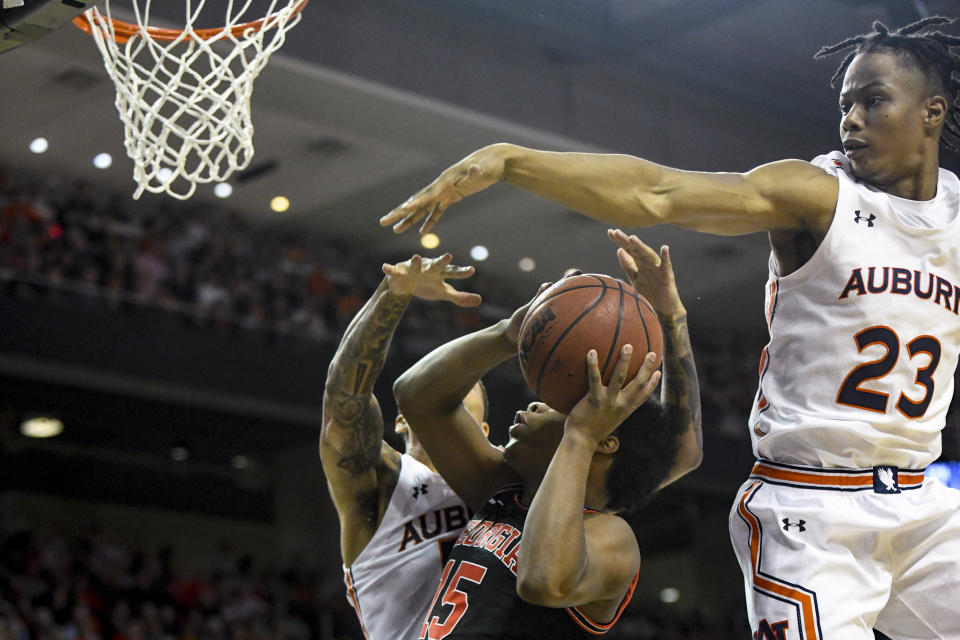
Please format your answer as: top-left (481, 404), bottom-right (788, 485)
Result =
top-left (517, 274), bottom-right (663, 413)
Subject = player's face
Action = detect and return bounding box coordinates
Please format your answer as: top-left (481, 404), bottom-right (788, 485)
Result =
top-left (502, 401), bottom-right (567, 470)
top-left (838, 52), bottom-right (932, 190)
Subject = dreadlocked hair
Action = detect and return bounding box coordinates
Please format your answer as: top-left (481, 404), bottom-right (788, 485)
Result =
top-left (814, 16), bottom-right (960, 152)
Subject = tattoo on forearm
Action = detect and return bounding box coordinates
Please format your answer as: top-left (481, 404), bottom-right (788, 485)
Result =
top-left (333, 400), bottom-right (386, 475)
top-left (323, 287), bottom-right (411, 475)
top-left (660, 314), bottom-right (703, 451)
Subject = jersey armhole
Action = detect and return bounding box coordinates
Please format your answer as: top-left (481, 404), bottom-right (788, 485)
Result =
top-left (565, 569), bottom-right (640, 635)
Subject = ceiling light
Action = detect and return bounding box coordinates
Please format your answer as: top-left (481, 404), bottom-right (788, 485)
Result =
top-left (20, 417), bottom-right (63, 438)
top-left (659, 587), bottom-right (680, 603)
top-left (170, 446), bottom-right (190, 462)
top-left (231, 454), bottom-right (250, 469)
top-left (157, 168), bottom-right (174, 183)
top-left (270, 196), bottom-right (290, 213)
top-left (29, 137), bottom-right (48, 154)
top-left (470, 245), bottom-right (489, 261)
top-left (420, 233), bottom-right (440, 250)
top-left (214, 182), bottom-right (233, 198)
top-left (93, 153), bottom-right (112, 169)
top-left (518, 257), bottom-right (536, 272)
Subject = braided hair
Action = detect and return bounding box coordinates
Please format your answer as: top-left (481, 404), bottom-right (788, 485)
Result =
top-left (814, 16), bottom-right (960, 152)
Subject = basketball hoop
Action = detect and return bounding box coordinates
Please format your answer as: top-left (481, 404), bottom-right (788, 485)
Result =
top-left (73, 1), bottom-right (308, 200)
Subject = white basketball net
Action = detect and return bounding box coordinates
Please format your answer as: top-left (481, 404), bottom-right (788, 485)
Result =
top-left (80, 1), bottom-right (306, 200)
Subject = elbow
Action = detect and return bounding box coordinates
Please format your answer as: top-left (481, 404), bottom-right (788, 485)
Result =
top-left (674, 440), bottom-right (703, 479)
top-left (515, 572), bottom-right (575, 608)
top-left (687, 448), bottom-right (704, 473)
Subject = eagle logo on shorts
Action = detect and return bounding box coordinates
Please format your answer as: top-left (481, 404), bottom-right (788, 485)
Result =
top-left (874, 466), bottom-right (900, 494)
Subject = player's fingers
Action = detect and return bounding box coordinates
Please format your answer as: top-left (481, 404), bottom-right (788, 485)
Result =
top-left (632, 369), bottom-right (662, 405)
top-left (443, 284), bottom-right (483, 307)
top-left (383, 192), bottom-right (431, 226)
top-left (433, 253), bottom-right (454, 269)
top-left (607, 228), bottom-right (631, 252)
top-left (660, 245), bottom-right (674, 274)
top-left (391, 207), bottom-right (429, 234)
top-left (616, 248), bottom-right (639, 279)
top-left (420, 202), bottom-right (445, 235)
top-left (606, 228), bottom-right (628, 243)
top-left (563, 268), bottom-right (583, 278)
top-left (410, 254), bottom-right (422, 272)
top-left (380, 198), bottom-right (417, 227)
top-left (585, 349), bottom-right (603, 392)
top-left (609, 344), bottom-right (633, 393)
top-left (625, 352), bottom-right (659, 393)
top-left (626, 234), bottom-right (661, 266)
top-left (443, 265), bottom-right (476, 279)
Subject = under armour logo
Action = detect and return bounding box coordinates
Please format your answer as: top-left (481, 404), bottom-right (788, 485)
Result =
top-left (853, 210), bottom-right (876, 226)
top-left (412, 483), bottom-right (429, 499)
top-left (782, 518), bottom-right (806, 532)
top-left (874, 466), bottom-right (901, 494)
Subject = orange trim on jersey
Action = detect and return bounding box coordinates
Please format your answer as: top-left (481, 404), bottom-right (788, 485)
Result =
top-left (765, 280), bottom-right (778, 329)
top-left (565, 569), bottom-right (640, 635)
top-left (343, 568), bottom-right (371, 640)
top-left (750, 461), bottom-right (925, 489)
top-left (737, 482), bottom-right (821, 640)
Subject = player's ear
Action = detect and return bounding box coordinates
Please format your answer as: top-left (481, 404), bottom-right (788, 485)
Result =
top-left (395, 415), bottom-right (408, 435)
top-left (924, 94), bottom-right (947, 128)
top-left (597, 435), bottom-right (619, 455)
top-left (481, 421), bottom-right (490, 438)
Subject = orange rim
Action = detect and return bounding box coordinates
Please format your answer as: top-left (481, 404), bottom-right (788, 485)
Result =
top-left (71, 0), bottom-right (307, 44)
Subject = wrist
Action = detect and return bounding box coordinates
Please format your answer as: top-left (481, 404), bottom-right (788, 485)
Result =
top-left (383, 285), bottom-right (413, 303)
top-left (560, 427), bottom-right (603, 455)
top-left (658, 307), bottom-right (687, 325)
top-left (496, 143), bottom-right (526, 182)
top-left (490, 318), bottom-right (519, 350)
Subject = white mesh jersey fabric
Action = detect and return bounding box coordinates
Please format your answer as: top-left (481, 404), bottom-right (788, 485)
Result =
top-left (748, 151), bottom-right (960, 468)
top-left (344, 454), bottom-right (471, 640)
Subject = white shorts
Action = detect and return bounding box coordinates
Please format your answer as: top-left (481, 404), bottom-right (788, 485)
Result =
top-left (728, 460), bottom-right (960, 640)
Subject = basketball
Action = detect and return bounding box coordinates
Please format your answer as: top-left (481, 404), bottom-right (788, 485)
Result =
top-left (517, 274), bottom-right (663, 414)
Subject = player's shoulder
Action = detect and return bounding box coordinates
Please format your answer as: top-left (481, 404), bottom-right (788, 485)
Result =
top-left (809, 150), bottom-right (852, 177)
top-left (751, 154), bottom-right (841, 183)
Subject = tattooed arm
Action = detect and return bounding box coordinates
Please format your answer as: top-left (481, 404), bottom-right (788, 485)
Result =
top-left (607, 230), bottom-right (703, 488)
top-left (656, 307), bottom-right (703, 486)
top-left (320, 254), bottom-right (480, 567)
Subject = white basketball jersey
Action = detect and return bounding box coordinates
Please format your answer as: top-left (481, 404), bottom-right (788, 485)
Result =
top-left (344, 453), bottom-right (471, 640)
top-left (749, 151), bottom-right (960, 469)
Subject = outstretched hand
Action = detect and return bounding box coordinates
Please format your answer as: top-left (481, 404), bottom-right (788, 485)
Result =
top-left (382, 253), bottom-right (481, 307)
top-left (607, 228), bottom-right (685, 318)
top-left (565, 345), bottom-right (661, 445)
top-left (379, 145), bottom-right (507, 235)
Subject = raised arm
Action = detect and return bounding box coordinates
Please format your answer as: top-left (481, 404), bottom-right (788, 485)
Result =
top-left (320, 254), bottom-right (479, 565)
top-left (517, 347), bottom-right (661, 620)
top-left (393, 289), bottom-right (547, 509)
top-left (609, 229), bottom-right (702, 487)
top-left (380, 144), bottom-right (838, 237)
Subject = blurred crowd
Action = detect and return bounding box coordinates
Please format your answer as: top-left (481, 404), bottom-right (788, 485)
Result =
top-left (0, 526), bottom-right (748, 640)
top-left (0, 526), bottom-right (356, 640)
top-left (0, 170), bottom-right (497, 349)
top-left (3, 168), bottom-right (956, 452)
